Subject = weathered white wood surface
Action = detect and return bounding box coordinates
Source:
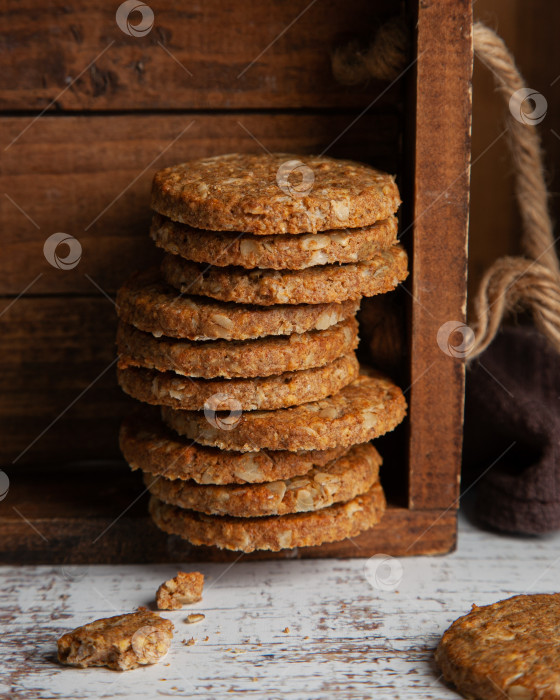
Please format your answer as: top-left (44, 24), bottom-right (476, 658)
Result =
top-left (1, 513), bottom-right (559, 700)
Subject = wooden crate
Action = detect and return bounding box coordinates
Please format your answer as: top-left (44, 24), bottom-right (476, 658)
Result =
top-left (0, 0), bottom-right (471, 563)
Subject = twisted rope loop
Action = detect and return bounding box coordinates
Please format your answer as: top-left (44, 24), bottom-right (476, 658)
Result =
top-left (469, 23), bottom-right (560, 357)
top-left (332, 20), bottom-right (560, 358)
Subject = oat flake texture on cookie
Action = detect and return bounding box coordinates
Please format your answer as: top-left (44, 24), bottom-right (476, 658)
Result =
top-left (436, 593), bottom-right (560, 700)
top-left (150, 212), bottom-right (399, 270)
top-left (114, 152), bottom-right (408, 554)
top-left (116, 268), bottom-right (359, 341)
top-left (151, 153), bottom-right (401, 234)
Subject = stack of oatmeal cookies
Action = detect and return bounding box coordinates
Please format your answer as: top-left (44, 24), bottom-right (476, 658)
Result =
top-left (116, 153), bottom-right (408, 553)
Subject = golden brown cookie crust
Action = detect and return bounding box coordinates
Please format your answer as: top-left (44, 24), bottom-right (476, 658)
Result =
top-left (117, 353), bottom-right (359, 411)
top-left (151, 153), bottom-right (400, 235)
top-left (150, 212), bottom-right (398, 270)
top-left (116, 317), bottom-right (359, 379)
top-left (145, 443), bottom-right (380, 517)
top-left (120, 412), bottom-right (350, 484)
top-left (161, 245), bottom-right (408, 306)
top-left (436, 593), bottom-right (560, 700)
top-left (162, 369), bottom-right (407, 452)
top-left (57, 608), bottom-right (174, 671)
top-left (149, 482), bottom-right (387, 552)
top-left (117, 268), bottom-right (359, 340)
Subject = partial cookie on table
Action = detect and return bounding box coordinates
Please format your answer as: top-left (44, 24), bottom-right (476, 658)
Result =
top-left (117, 268), bottom-right (359, 341)
top-left (150, 212), bottom-right (398, 270)
top-left (57, 608), bottom-right (173, 671)
top-left (117, 316), bottom-right (359, 379)
top-left (161, 245), bottom-right (408, 305)
top-left (162, 370), bottom-right (407, 452)
top-left (145, 442), bottom-right (381, 517)
top-left (120, 412), bottom-right (349, 485)
top-left (436, 593), bottom-right (560, 700)
top-left (151, 153), bottom-right (401, 235)
top-left (149, 481), bottom-right (387, 552)
top-left (117, 353), bottom-right (359, 411)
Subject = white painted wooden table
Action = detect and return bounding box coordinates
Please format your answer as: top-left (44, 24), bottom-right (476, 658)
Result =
top-left (2, 512), bottom-right (559, 700)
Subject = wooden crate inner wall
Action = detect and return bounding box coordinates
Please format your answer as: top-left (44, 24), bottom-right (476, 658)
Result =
top-left (0, 0), bottom-right (471, 562)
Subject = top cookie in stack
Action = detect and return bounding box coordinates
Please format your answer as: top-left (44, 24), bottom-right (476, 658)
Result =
top-left (116, 153), bottom-right (408, 554)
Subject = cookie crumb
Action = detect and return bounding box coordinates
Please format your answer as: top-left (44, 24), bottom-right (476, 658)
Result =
top-left (156, 571), bottom-right (204, 610)
top-left (283, 627), bottom-right (290, 634)
top-left (186, 637), bottom-right (196, 646)
top-left (186, 613), bottom-right (205, 624)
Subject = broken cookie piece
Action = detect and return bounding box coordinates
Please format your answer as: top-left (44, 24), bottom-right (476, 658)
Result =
top-left (57, 607), bottom-right (173, 671)
top-left (156, 571), bottom-right (204, 610)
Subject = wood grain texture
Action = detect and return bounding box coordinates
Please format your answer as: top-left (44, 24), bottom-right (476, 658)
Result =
top-left (0, 464), bottom-right (455, 564)
top-left (0, 0), bottom-right (401, 111)
top-left (0, 297), bottom-right (129, 466)
top-left (0, 112), bottom-right (399, 295)
top-left (406, 0), bottom-right (472, 510)
top-left (1, 515), bottom-right (558, 699)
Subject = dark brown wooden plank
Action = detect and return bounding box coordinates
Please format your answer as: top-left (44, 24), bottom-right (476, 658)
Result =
top-left (0, 112), bottom-right (399, 295)
top-left (406, 0), bottom-right (472, 510)
top-left (0, 0), bottom-right (401, 111)
top-left (0, 297), bottom-right (130, 466)
top-left (0, 464), bottom-right (456, 563)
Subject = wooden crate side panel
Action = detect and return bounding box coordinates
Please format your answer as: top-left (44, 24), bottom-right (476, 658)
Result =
top-left (407, 0), bottom-right (472, 510)
top-left (0, 0), bottom-right (401, 111)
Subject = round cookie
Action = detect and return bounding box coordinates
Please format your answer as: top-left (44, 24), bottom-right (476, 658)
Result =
top-left (436, 593), bottom-right (560, 700)
top-left (148, 482), bottom-right (387, 552)
top-left (120, 413), bottom-right (350, 484)
top-left (117, 268), bottom-right (359, 341)
top-left (150, 212), bottom-right (398, 270)
top-left (117, 353), bottom-right (359, 411)
top-left (151, 153), bottom-right (401, 235)
top-left (161, 245), bottom-right (408, 306)
top-left (162, 369), bottom-right (407, 452)
top-left (116, 317), bottom-right (359, 379)
top-left (144, 443), bottom-right (381, 517)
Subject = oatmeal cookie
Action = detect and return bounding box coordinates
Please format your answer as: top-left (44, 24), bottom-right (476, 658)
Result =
top-left (150, 212), bottom-right (398, 270)
top-left (57, 608), bottom-right (173, 671)
top-left (148, 481), bottom-right (387, 552)
top-left (117, 353), bottom-right (359, 411)
top-left (436, 593), bottom-right (560, 700)
top-left (116, 317), bottom-right (358, 379)
top-left (145, 443), bottom-right (380, 517)
top-left (160, 245), bottom-right (408, 305)
top-left (117, 268), bottom-right (358, 340)
top-left (161, 369), bottom-right (406, 452)
top-left (120, 412), bottom-right (349, 484)
top-left (151, 153), bottom-right (400, 234)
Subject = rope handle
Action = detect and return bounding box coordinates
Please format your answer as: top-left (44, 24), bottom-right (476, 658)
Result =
top-left (332, 20), bottom-right (560, 358)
